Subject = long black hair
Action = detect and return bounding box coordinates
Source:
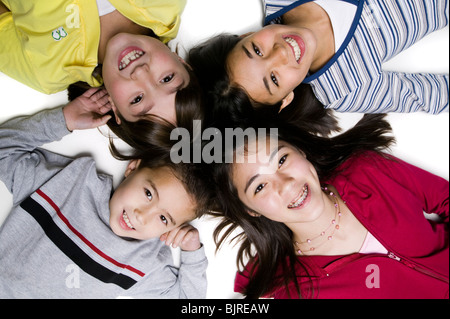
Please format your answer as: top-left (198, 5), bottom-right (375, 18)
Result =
top-left (188, 33), bottom-right (340, 136)
top-left (210, 114), bottom-right (396, 298)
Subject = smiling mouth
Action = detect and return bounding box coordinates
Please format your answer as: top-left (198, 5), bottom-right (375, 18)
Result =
top-left (122, 211), bottom-right (135, 230)
top-left (118, 47), bottom-right (145, 71)
top-left (288, 184), bottom-right (309, 209)
top-left (283, 36), bottom-right (302, 63)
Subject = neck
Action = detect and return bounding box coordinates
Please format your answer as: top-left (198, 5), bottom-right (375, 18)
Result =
top-left (289, 189), bottom-right (337, 242)
top-left (289, 186), bottom-right (343, 255)
top-left (282, 2), bottom-right (335, 72)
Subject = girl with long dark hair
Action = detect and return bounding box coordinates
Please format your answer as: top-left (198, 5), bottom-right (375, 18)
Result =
top-left (211, 114), bottom-right (449, 298)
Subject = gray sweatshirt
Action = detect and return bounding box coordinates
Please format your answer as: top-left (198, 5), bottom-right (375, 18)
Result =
top-left (0, 107), bottom-right (208, 298)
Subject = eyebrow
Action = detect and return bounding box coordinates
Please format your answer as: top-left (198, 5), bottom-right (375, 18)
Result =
top-left (147, 178), bottom-right (177, 226)
top-left (242, 45), bottom-right (253, 59)
top-left (263, 77), bottom-right (273, 95)
top-left (243, 145), bottom-right (285, 194)
top-left (162, 208), bottom-right (177, 226)
top-left (242, 45), bottom-right (272, 95)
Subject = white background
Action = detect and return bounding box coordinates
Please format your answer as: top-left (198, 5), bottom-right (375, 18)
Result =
top-left (0, 0), bottom-right (448, 298)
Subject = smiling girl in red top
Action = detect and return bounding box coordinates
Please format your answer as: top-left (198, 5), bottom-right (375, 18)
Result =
top-left (211, 115), bottom-right (449, 298)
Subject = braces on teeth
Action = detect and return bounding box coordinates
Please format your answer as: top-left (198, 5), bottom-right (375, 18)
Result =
top-left (284, 37), bottom-right (302, 62)
top-left (288, 185), bottom-right (309, 208)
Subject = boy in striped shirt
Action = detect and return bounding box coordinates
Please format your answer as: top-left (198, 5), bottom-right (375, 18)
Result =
top-left (0, 89), bottom-right (210, 298)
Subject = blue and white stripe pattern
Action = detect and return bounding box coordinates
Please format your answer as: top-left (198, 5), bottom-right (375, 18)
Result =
top-left (263, 0), bottom-right (449, 114)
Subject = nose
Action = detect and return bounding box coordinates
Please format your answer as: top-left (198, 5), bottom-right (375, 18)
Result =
top-left (276, 172), bottom-right (296, 198)
top-left (269, 42), bottom-right (289, 66)
top-left (133, 206), bottom-right (150, 225)
top-left (130, 63), bottom-right (153, 83)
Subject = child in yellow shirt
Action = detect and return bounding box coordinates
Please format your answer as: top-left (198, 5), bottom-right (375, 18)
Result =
top-left (0, 0), bottom-right (192, 126)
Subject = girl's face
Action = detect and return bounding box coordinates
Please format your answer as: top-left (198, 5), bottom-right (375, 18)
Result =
top-left (109, 160), bottom-right (196, 240)
top-left (232, 138), bottom-right (327, 226)
top-left (102, 33), bottom-right (190, 124)
top-left (227, 24), bottom-right (317, 108)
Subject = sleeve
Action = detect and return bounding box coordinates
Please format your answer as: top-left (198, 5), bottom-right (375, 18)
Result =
top-left (329, 71), bottom-right (449, 114)
top-left (343, 152), bottom-right (449, 223)
top-left (235, 268), bottom-right (250, 294)
top-left (0, 107), bottom-right (72, 204)
top-left (176, 246), bottom-right (209, 298)
top-left (110, 0), bottom-right (187, 44)
top-left (388, 155), bottom-right (449, 223)
top-left (0, 11), bottom-right (43, 93)
top-left (125, 245), bottom-right (208, 299)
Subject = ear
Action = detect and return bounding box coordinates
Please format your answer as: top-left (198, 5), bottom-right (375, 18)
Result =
top-left (247, 210), bottom-right (261, 218)
top-left (124, 159), bottom-right (142, 178)
top-left (279, 91), bottom-right (295, 112)
top-left (240, 32), bottom-right (254, 39)
top-left (178, 55), bottom-right (193, 71)
top-left (109, 97), bottom-right (122, 125)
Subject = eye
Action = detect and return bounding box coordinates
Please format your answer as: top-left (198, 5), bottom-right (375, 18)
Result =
top-left (144, 188), bottom-right (153, 201)
top-left (131, 94), bottom-right (144, 105)
top-left (161, 74), bottom-right (175, 83)
top-left (279, 154), bottom-right (288, 167)
top-left (253, 43), bottom-right (263, 57)
top-left (160, 215), bottom-right (168, 225)
top-left (254, 183), bottom-right (266, 195)
top-left (271, 72), bottom-right (278, 86)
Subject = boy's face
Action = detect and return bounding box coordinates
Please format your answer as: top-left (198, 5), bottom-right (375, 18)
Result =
top-left (109, 160), bottom-right (196, 240)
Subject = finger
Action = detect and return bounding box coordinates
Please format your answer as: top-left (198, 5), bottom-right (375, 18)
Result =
top-left (96, 94), bottom-right (112, 109)
top-left (160, 232), bottom-right (168, 242)
top-left (163, 227), bottom-right (180, 247)
top-left (99, 103), bottom-right (112, 115)
top-left (94, 114), bottom-right (112, 127)
top-left (172, 225), bottom-right (196, 248)
top-left (163, 224), bottom-right (191, 247)
top-left (82, 87), bottom-right (103, 98)
top-left (87, 88), bottom-right (109, 104)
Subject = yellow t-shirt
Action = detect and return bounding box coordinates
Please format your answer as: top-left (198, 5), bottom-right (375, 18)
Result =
top-left (0, 0), bottom-right (186, 94)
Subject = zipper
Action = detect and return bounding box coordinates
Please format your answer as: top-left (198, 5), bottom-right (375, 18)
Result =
top-left (388, 252), bottom-right (449, 284)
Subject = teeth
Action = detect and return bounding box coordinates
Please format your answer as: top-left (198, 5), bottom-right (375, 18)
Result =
top-left (119, 50), bottom-right (145, 70)
top-left (284, 37), bottom-right (301, 62)
top-left (288, 185), bottom-right (308, 209)
top-left (122, 211), bottom-right (135, 230)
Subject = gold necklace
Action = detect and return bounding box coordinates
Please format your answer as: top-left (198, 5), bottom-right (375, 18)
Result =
top-left (294, 186), bottom-right (342, 255)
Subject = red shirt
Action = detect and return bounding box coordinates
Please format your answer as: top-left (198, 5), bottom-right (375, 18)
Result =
top-left (235, 152), bottom-right (449, 298)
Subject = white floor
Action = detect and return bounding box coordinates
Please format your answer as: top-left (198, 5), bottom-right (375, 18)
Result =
top-left (0, 0), bottom-right (448, 298)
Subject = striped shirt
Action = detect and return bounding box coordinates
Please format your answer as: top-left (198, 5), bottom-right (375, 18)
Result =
top-left (263, 0), bottom-right (449, 114)
top-left (0, 108), bottom-right (208, 298)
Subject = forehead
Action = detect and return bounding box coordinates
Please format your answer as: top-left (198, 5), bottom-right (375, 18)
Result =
top-left (135, 167), bottom-right (197, 223)
top-left (227, 40), bottom-right (278, 105)
top-left (232, 136), bottom-right (281, 175)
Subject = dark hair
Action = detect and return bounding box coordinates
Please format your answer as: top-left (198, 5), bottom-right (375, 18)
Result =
top-left (188, 33), bottom-right (340, 136)
top-left (67, 64), bottom-right (204, 157)
top-left (210, 114), bottom-right (395, 298)
top-left (67, 67), bottom-right (213, 218)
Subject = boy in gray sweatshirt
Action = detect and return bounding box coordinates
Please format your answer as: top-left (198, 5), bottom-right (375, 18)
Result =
top-left (0, 89), bottom-right (209, 298)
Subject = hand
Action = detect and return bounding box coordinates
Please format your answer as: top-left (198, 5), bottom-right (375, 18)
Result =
top-left (160, 224), bottom-right (202, 252)
top-left (63, 88), bottom-right (112, 131)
